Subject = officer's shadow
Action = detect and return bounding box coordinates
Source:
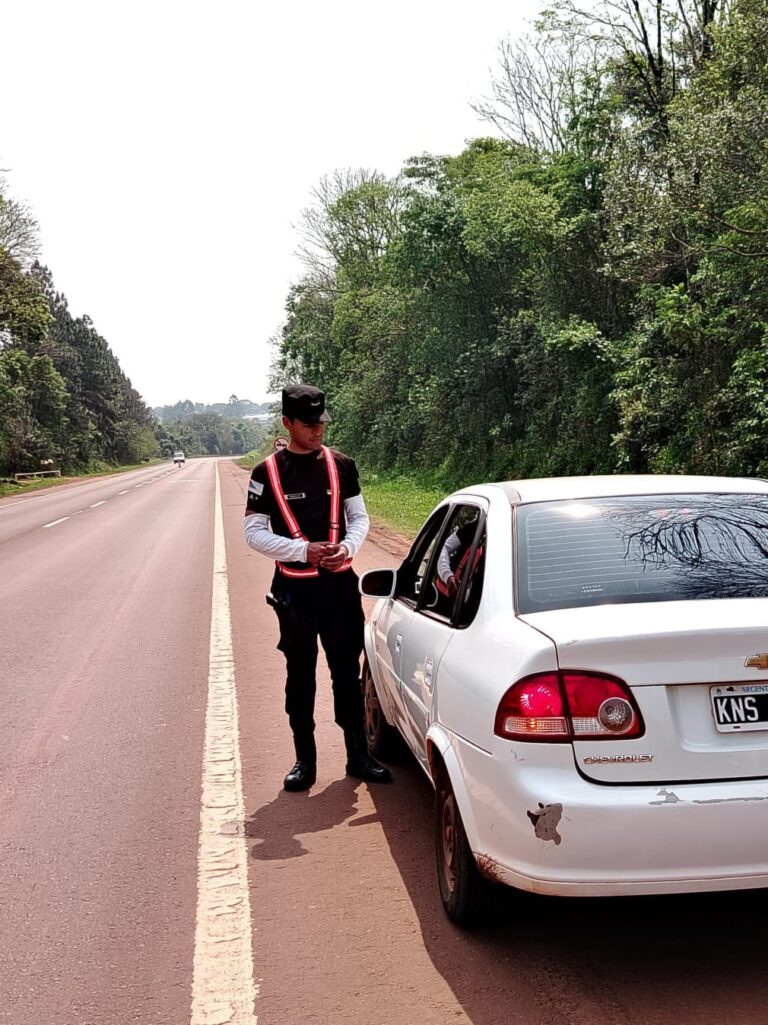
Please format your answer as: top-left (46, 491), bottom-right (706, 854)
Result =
top-left (246, 777), bottom-right (378, 861)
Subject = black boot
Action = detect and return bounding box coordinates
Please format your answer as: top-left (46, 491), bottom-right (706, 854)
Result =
top-left (284, 733), bottom-right (317, 792)
top-left (344, 731), bottom-right (393, 784)
top-left (283, 760), bottom-right (316, 792)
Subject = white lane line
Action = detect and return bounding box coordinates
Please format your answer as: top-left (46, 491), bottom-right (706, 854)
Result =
top-left (190, 464), bottom-right (258, 1025)
top-left (90, 501), bottom-right (107, 508)
top-left (0, 472), bottom-right (162, 512)
top-left (42, 517), bottom-right (69, 529)
top-left (118, 490), bottom-right (130, 495)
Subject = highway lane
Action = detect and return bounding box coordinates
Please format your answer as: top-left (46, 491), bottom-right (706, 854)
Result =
top-left (0, 462), bottom-right (182, 548)
top-left (0, 458), bottom-right (215, 1024)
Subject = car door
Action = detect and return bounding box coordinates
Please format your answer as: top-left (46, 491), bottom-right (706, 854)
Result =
top-left (371, 507), bottom-right (451, 743)
top-left (371, 598), bottom-right (412, 738)
top-left (399, 503), bottom-right (487, 771)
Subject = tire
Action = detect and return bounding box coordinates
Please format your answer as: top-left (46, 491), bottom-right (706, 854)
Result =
top-left (435, 769), bottom-right (491, 926)
top-left (362, 658), bottom-right (400, 760)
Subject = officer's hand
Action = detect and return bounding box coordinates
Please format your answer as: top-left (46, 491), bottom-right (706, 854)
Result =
top-left (306, 542), bottom-right (332, 566)
top-left (446, 574), bottom-right (459, 597)
top-left (319, 543), bottom-right (349, 570)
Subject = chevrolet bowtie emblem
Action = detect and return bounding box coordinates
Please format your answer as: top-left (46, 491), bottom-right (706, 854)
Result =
top-left (745, 653), bottom-right (768, 670)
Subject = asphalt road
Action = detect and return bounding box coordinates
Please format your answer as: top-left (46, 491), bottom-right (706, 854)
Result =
top-left (1, 458), bottom-right (766, 1025)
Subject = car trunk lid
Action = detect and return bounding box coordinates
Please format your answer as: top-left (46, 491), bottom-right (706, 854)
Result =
top-left (521, 599), bottom-right (768, 783)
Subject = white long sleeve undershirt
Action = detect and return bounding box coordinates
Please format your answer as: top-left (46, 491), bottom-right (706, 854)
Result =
top-left (243, 493), bottom-right (370, 563)
top-left (437, 531), bottom-right (462, 582)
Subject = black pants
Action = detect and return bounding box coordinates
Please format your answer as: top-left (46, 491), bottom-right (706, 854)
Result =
top-left (272, 570), bottom-right (365, 762)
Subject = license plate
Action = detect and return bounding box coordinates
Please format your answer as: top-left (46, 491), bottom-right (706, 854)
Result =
top-left (710, 684), bottom-right (768, 733)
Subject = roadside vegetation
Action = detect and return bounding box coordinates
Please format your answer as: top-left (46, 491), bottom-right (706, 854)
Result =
top-left (273, 0), bottom-right (768, 487)
top-left (358, 475), bottom-right (446, 537)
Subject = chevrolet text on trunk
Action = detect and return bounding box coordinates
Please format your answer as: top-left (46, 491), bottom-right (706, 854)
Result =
top-left (358, 475), bottom-right (768, 925)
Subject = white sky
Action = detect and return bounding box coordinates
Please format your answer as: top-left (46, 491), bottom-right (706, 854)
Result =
top-left (2, 0), bottom-right (541, 408)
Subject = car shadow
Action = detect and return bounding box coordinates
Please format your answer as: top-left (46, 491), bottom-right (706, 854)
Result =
top-left (366, 752), bottom-right (768, 1025)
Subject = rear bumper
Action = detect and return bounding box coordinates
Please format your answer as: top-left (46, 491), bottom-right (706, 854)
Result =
top-left (454, 735), bottom-right (768, 897)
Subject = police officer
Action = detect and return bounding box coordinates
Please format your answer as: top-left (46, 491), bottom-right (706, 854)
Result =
top-left (243, 384), bottom-right (393, 792)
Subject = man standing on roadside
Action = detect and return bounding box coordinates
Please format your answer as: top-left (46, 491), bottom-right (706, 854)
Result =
top-left (243, 384), bottom-right (393, 792)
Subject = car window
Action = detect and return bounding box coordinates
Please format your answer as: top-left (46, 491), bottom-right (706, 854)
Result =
top-left (419, 505), bottom-right (484, 624)
top-left (396, 507), bottom-right (450, 604)
top-left (516, 493), bottom-right (768, 613)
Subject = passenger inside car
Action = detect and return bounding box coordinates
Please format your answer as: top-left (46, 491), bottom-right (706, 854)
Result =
top-left (431, 510), bottom-right (484, 620)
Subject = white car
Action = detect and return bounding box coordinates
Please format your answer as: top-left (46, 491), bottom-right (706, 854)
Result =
top-left (359, 475), bottom-right (768, 925)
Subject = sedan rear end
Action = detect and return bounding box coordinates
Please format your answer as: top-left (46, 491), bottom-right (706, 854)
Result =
top-left (474, 487), bottom-right (768, 896)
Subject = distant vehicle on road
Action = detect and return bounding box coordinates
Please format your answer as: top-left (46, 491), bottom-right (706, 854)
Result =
top-left (359, 474), bottom-right (768, 925)
top-left (172, 450), bottom-right (185, 467)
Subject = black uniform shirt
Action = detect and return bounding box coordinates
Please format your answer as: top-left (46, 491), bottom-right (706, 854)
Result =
top-left (246, 447), bottom-right (361, 550)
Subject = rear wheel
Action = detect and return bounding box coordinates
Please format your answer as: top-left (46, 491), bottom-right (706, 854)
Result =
top-left (435, 769), bottom-right (491, 926)
top-left (362, 658), bottom-right (399, 759)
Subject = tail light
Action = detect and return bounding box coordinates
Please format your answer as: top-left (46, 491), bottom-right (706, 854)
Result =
top-left (494, 671), bottom-right (644, 742)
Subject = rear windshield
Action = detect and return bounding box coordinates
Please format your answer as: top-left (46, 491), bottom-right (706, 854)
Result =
top-left (516, 493), bottom-right (768, 613)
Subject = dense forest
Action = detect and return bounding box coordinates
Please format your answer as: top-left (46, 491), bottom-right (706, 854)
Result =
top-left (153, 396), bottom-right (271, 458)
top-left (154, 406), bottom-right (266, 460)
top-left (274, 0), bottom-right (768, 485)
top-left (0, 206), bottom-right (158, 475)
top-left (0, 185), bottom-right (267, 474)
top-left (153, 397), bottom-right (273, 422)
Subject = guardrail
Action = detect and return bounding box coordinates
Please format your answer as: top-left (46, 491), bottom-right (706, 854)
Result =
top-left (13, 470), bottom-right (62, 481)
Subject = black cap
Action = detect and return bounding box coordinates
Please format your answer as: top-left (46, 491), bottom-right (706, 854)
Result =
top-left (281, 384), bottom-right (331, 424)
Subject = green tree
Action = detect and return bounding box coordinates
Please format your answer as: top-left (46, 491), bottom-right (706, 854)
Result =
top-left (0, 348), bottom-right (69, 473)
top-left (0, 249), bottom-right (51, 349)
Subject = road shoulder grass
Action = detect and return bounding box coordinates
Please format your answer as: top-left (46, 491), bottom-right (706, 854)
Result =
top-left (360, 474), bottom-right (446, 539)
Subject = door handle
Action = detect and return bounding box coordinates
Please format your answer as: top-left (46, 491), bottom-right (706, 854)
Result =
top-left (424, 657), bottom-right (434, 689)
top-left (395, 634), bottom-right (403, 653)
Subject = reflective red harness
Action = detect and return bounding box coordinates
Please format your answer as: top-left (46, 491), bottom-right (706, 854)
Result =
top-left (435, 543), bottom-right (484, 597)
top-left (264, 445), bottom-right (353, 578)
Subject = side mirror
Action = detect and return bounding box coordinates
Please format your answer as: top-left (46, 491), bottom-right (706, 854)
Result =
top-left (359, 568), bottom-right (397, 599)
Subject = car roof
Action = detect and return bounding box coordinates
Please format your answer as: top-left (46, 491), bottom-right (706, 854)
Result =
top-left (452, 474), bottom-right (768, 506)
